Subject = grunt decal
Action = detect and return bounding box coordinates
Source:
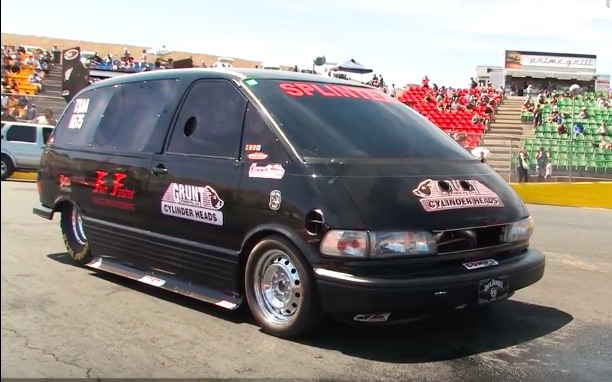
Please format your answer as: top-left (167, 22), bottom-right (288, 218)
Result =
top-left (248, 163), bottom-right (285, 179)
top-left (412, 179), bottom-right (504, 212)
top-left (161, 183), bottom-right (224, 226)
top-left (269, 190), bottom-right (282, 211)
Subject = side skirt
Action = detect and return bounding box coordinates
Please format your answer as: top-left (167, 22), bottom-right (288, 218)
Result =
top-left (85, 257), bottom-right (243, 310)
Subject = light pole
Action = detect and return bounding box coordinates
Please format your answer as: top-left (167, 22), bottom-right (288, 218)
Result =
top-left (568, 83), bottom-right (581, 182)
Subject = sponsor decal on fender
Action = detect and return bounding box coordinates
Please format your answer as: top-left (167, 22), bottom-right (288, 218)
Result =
top-left (269, 190), bottom-right (282, 211)
top-left (248, 163), bottom-right (285, 179)
top-left (63, 48), bottom-right (79, 61)
top-left (161, 183), bottom-right (224, 226)
top-left (412, 179), bottom-right (504, 212)
top-left (463, 259), bottom-right (499, 270)
top-left (247, 152), bottom-right (268, 161)
top-left (59, 175), bottom-right (72, 192)
top-left (353, 313), bottom-right (391, 323)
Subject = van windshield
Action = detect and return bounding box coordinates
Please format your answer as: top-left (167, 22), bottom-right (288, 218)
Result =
top-left (245, 79), bottom-right (474, 160)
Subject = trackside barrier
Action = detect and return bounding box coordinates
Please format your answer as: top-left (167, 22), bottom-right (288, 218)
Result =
top-left (9, 172), bottom-right (37, 181)
top-left (510, 182), bottom-right (612, 209)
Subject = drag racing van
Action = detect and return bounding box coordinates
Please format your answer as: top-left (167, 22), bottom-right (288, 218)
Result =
top-left (32, 69), bottom-right (545, 338)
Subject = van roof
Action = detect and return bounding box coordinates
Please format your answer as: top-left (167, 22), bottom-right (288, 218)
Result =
top-left (81, 68), bottom-right (373, 94)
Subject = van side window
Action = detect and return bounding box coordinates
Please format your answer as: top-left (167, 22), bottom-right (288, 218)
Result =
top-left (92, 79), bottom-right (180, 152)
top-left (53, 86), bottom-right (116, 147)
top-left (42, 127), bottom-right (54, 144)
top-left (241, 104), bottom-right (290, 163)
top-left (167, 80), bottom-right (247, 158)
top-left (6, 125), bottom-right (37, 143)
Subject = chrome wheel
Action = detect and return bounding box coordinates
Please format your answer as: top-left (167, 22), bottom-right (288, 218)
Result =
top-left (71, 207), bottom-right (87, 245)
top-left (253, 250), bottom-right (303, 324)
top-left (0, 160), bottom-right (6, 177)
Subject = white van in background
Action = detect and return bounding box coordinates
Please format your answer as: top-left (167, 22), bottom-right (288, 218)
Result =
top-left (260, 63), bottom-right (281, 70)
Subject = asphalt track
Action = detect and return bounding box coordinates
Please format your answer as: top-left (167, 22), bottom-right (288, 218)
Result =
top-left (1, 180), bottom-right (611, 382)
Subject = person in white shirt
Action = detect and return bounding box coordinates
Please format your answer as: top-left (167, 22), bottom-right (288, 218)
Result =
top-left (471, 147), bottom-right (490, 163)
top-left (545, 160), bottom-right (553, 180)
top-left (388, 84), bottom-right (396, 98)
top-left (33, 109), bottom-right (56, 125)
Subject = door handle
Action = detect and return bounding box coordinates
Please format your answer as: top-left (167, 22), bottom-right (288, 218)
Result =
top-left (151, 165), bottom-right (168, 176)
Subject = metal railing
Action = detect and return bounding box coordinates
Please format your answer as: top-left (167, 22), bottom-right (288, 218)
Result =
top-left (443, 130), bottom-right (612, 183)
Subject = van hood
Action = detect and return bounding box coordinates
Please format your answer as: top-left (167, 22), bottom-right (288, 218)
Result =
top-left (308, 160), bottom-right (528, 231)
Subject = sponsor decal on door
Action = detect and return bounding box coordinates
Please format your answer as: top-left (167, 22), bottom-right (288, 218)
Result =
top-left (161, 183), bottom-right (224, 226)
top-left (248, 163), bottom-right (285, 179)
top-left (92, 171), bottom-right (136, 211)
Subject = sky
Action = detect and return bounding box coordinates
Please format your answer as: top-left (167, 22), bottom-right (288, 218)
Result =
top-left (1, 0), bottom-right (611, 87)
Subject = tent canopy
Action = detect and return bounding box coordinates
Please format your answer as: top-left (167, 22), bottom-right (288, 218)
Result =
top-left (332, 59), bottom-right (373, 74)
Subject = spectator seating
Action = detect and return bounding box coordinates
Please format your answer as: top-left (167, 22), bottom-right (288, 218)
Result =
top-left (91, 62), bottom-right (146, 72)
top-left (397, 86), bottom-right (500, 149)
top-left (2, 65), bottom-right (43, 95)
top-left (523, 92), bottom-right (612, 172)
top-left (2, 94), bottom-right (30, 119)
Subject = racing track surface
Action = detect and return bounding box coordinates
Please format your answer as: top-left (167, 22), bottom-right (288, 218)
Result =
top-left (1, 181), bottom-right (611, 382)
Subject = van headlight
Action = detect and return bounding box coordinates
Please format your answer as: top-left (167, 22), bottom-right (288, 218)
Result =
top-left (320, 230), bottom-right (437, 258)
top-left (504, 216), bottom-right (534, 243)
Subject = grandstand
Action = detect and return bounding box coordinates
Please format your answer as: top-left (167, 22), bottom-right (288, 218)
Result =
top-left (3, 35), bottom-right (610, 180)
top-left (521, 92), bottom-right (612, 173)
top-left (2, 45), bottom-right (67, 120)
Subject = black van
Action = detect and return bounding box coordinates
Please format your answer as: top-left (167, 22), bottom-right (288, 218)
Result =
top-left (33, 69), bottom-right (545, 338)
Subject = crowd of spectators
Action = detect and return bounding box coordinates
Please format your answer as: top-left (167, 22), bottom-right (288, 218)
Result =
top-left (1, 44), bottom-right (56, 123)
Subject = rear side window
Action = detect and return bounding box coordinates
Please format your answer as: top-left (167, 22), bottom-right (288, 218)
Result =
top-left (241, 103), bottom-right (289, 163)
top-left (5, 125), bottom-right (37, 143)
top-left (53, 86), bottom-right (116, 146)
top-left (91, 79), bottom-right (180, 152)
top-left (244, 80), bottom-right (475, 160)
top-left (167, 80), bottom-right (247, 158)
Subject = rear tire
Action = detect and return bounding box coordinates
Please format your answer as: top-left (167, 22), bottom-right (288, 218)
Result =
top-left (244, 236), bottom-right (323, 338)
top-left (60, 204), bottom-right (93, 265)
top-left (1, 155), bottom-right (15, 181)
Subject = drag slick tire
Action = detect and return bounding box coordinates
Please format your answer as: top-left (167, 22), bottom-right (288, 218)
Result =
top-left (1, 155), bottom-right (15, 181)
top-left (244, 236), bottom-right (323, 339)
top-left (60, 204), bottom-right (93, 265)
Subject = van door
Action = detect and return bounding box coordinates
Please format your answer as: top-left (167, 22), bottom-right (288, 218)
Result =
top-left (147, 79), bottom-right (248, 292)
top-left (49, 80), bottom-right (181, 261)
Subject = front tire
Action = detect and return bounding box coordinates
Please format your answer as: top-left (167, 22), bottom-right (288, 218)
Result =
top-left (60, 204), bottom-right (93, 265)
top-left (1, 155), bottom-right (15, 180)
top-left (244, 236), bottom-right (323, 338)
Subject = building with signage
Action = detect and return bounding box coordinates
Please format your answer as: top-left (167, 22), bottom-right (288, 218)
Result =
top-left (475, 50), bottom-right (610, 93)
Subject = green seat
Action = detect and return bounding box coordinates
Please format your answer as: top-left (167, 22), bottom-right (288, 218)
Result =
top-left (587, 161), bottom-right (598, 171)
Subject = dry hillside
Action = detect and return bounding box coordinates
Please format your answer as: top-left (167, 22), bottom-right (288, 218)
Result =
top-left (1, 33), bottom-right (266, 68)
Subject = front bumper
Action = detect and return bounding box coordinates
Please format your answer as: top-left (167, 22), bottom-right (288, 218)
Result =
top-left (33, 203), bottom-right (55, 220)
top-left (315, 248), bottom-right (545, 316)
